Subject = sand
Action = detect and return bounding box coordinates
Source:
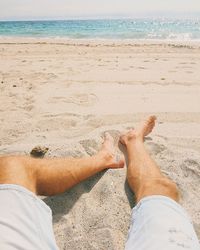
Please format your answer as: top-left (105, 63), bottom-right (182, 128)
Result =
top-left (0, 38), bottom-right (200, 249)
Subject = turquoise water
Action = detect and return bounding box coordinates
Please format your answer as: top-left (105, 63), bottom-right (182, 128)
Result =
top-left (0, 19), bottom-right (200, 40)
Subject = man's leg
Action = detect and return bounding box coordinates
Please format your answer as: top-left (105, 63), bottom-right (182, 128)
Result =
top-left (120, 116), bottom-right (178, 202)
top-left (120, 116), bottom-right (200, 250)
top-left (0, 133), bottom-right (124, 195)
top-left (0, 134), bottom-right (124, 250)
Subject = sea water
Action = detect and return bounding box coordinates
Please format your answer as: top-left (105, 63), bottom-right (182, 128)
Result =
top-left (0, 19), bottom-right (200, 40)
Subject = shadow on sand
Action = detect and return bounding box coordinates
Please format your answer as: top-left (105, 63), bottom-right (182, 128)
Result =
top-left (42, 135), bottom-right (152, 222)
top-left (119, 141), bottom-right (137, 208)
top-left (42, 170), bottom-right (106, 223)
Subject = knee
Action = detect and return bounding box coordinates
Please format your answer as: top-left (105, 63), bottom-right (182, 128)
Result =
top-left (138, 177), bottom-right (179, 202)
top-left (0, 156), bottom-right (15, 169)
top-left (157, 177), bottom-right (179, 201)
top-left (0, 155), bottom-right (24, 170)
top-left (0, 156), bottom-right (37, 193)
top-left (0, 156), bottom-right (27, 182)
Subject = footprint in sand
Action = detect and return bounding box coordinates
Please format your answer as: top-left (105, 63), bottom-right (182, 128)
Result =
top-left (79, 139), bottom-right (99, 156)
top-left (22, 96), bottom-right (35, 111)
top-left (64, 149), bottom-right (85, 158)
top-left (47, 73), bottom-right (58, 79)
top-left (24, 105), bottom-right (34, 112)
top-left (181, 159), bottom-right (200, 180)
top-left (35, 117), bottom-right (78, 132)
top-left (49, 97), bottom-right (68, 103)
top-left (49, 93), bottom-right (97, 107)
top-left (101, 129), bottom-right (120, 143)
top-left (138, 67), bottom-right (147, 69)
top-left (69, 93), bottom-right (98, 107)
top-left (147, 142), bottom-right (167, 155)
top-left (84, 116), bottom-right (103, 129)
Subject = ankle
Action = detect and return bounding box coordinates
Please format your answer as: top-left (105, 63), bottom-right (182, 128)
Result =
top-left (121, 130), bottom-right (144, 146)
top-left (96, 149), bottom-right (114, 169)
top-left (125, 135), bottom-right (144, 146)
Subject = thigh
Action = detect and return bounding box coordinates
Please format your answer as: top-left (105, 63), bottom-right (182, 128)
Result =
top-left (0, 156), bottom-right (37, 193)
top-left (0, 184), bottom-right (59, 250)
top-left (125, 195), bottom-right (200, 250)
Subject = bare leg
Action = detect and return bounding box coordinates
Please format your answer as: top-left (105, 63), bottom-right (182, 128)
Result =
top-left (120, 116), bottom-right (179, 203)
top-left (0, 133), bottom-right (124, 196)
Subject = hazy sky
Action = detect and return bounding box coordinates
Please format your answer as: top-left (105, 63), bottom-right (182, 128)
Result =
top-left (1, 0), bottom-right (200, 20)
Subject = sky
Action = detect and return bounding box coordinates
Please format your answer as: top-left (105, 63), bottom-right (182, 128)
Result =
top-left (0, 0), bottom-right (200, 21)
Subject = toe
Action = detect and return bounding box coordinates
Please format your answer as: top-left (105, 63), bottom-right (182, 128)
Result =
top-left (147, 115), bottom-right (157, 123)
top-left (145, 115), bottom-right (157, 127)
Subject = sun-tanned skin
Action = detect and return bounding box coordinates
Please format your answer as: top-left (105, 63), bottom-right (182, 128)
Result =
top-left (0, 133), bottom-right (124, 196)
top-left (0, 116), bottom-right (179, 205)
top-left (1, 116), bottom-right (199, 250)
top-left (120, 116), bottom-right (179, 203)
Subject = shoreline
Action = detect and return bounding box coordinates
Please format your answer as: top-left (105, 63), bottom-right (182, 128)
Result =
top-left (0, 37), bottom-right (200, 48)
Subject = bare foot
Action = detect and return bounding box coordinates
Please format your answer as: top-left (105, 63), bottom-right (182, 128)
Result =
top-left (98, 132), bottom-right (125, 169)
top-left (120, 116), bottom-right (157, 145)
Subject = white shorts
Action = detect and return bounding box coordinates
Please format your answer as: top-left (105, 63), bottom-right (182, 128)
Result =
top-left (0, 184), bottom-right (58, 250)
top-left (125, 195), bottom-right (200, 250)
top-left (0, 185), bottom-right (199, 250)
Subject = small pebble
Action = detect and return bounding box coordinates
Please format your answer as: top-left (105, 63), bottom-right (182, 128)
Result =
top-left (30, 146), bottom-right (49, 158)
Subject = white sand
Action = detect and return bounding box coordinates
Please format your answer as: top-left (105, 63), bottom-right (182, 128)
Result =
top-left (0, 38), bottom-right (200, 249)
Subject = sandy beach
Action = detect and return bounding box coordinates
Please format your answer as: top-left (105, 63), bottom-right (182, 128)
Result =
top-left (0, 38), bottom-right (200, 249)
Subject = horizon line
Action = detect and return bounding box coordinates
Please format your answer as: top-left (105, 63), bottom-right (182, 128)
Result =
top-left (1, 16), bottom-right (200, 22)
top-left (0, 10), bottom-right (200, 22)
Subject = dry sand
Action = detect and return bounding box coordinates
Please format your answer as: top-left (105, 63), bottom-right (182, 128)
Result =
top-left (0, 38), bottom-right (200, 249)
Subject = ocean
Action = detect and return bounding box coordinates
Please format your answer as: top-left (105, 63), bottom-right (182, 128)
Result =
top-left (0, 19), bottom-right (200, 40)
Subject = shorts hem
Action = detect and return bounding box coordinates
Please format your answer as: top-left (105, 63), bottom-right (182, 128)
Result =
top-left (0, 183), bottom-right (51, 213)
